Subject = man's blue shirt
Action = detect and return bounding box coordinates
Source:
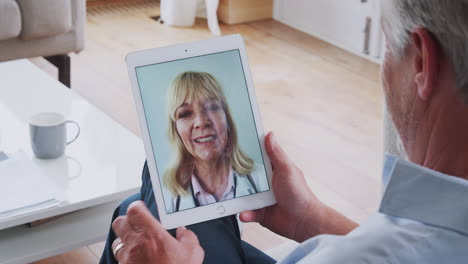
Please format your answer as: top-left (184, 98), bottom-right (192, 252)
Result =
top-left (279, 155), bottom-right (468, 263)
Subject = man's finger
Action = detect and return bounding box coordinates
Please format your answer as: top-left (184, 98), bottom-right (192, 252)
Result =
top-left (112, 216), bottom-right (132, 241)
top-left (126, 201), bottom-right (173, 242)
top-left (265, 132), bottom-right (293, 172)
top-left (239, 209), bottom-right (265, 223)
top-left (176, 226), bottom-right (199, 247)
top-left (111, 237), bottom-right (125, 261)
top-left (176, 227), bottom-right (205, 262)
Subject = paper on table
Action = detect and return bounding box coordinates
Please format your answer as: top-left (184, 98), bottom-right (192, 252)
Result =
top-left (0, 152), bottom-right (62, 220)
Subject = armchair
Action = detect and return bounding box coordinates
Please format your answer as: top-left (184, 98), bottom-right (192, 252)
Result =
top-left (0, 0), bottom-right (86, 87)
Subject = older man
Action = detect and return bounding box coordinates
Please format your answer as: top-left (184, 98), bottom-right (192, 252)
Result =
top-left (101, 0), bottom-right (468, 263)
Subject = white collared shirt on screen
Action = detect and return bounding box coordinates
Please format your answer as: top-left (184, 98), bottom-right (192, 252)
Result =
top-left (191, 168), bottom-right (235, 205)
top-left (164, 163), bottom-right (269, 213)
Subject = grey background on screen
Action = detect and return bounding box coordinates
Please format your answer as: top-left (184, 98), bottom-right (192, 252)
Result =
top-left (135, 50), bottom-right (267, 206)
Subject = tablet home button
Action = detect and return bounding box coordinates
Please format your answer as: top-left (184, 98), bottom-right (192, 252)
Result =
top-left (217, 206), bottom-right (225, 215)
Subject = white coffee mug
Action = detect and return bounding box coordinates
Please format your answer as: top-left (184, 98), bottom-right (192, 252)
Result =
top-left (29, 112), bottom-right (80, 159)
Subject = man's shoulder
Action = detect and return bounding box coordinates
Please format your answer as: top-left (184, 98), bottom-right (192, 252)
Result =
top-left (350, 213), bottom-right (468, 263)
top-left (282, 213), bottom-right (468, 264)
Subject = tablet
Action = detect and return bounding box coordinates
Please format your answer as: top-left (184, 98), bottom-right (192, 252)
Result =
top-left (126, 34), bottom-right (276, 229)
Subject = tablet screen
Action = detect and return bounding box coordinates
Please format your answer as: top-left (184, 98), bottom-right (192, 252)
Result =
top-left (135, 50), bottom-right (270, 214)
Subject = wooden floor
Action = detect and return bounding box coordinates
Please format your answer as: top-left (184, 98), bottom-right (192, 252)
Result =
top-left (32, 0), bottom-right (383, 262)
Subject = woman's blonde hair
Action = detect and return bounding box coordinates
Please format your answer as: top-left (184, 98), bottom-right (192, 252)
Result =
top-left (164, 71), bottom-right (254, 197)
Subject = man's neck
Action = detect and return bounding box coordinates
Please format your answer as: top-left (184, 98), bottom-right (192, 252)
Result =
top-left (406, 92), bottom-right (468, 180)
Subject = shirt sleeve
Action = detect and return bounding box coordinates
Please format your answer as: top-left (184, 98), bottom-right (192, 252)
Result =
top-left (278, 214), bottom-right (404, 264)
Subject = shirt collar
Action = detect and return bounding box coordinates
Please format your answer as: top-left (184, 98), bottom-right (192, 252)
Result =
top-left (191, 169), bottom-right (235, 198)
top-left (191, 174), bottom-right (204, 198)
top-left (380, 154), bottom-right (468, 235)
top-left (223, 168), bottom-right (236, 197)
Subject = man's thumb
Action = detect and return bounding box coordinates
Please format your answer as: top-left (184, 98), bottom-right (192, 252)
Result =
top-left (239, 209), bottom-right (265, 223)
top-left (265, 132), bottom-right (291, 171)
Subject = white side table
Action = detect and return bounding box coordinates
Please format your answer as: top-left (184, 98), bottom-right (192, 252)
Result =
top-left (0, 59), bottom-right (146, 264)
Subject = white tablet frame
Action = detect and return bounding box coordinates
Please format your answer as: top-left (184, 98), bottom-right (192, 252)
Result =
top-left (126, 34), bottom-right (276, 229)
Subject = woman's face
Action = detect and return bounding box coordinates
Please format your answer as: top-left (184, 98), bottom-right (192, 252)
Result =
top-left (175, 97), bottom-right (229, 163)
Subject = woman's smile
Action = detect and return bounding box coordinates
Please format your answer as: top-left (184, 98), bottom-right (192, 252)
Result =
top-left (193, 134), bottom-right (217, 143)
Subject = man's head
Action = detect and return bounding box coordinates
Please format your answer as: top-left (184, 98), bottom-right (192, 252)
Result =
top-left (381, 0), bottom-right (468, 162)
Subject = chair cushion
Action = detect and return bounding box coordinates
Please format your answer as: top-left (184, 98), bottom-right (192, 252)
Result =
top-left (0, 0), bottom-right (21, 40)
top-left (17, 0), bottom-right (72, 41)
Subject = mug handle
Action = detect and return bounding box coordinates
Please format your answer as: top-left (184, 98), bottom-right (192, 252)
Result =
top-left (65, 121), bottom-right (80, 145)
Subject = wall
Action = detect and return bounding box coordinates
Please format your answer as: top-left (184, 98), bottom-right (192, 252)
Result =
top-left (273, 0), bottom-right (384, 63)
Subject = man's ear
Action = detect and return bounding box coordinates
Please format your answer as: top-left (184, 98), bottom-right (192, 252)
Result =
top-left (411, 27), bottom-right (440, 101)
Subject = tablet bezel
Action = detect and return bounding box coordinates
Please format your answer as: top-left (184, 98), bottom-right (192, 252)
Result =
top-left (126, 34), bottom-right (276, 229)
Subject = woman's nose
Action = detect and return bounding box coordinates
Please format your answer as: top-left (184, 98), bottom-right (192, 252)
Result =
top-left (193, 112), bottom-right (210, 128)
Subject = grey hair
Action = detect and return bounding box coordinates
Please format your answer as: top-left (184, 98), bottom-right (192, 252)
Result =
top-left (382, 0), bottom-right (468, 101)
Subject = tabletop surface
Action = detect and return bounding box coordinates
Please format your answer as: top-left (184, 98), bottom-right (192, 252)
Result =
top-left (0, 59), bottom-right (146, 230)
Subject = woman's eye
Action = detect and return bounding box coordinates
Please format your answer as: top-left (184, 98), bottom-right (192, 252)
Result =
top-left (207, 104), bottom-right (220, 111)
top-left (177, 111), bottom-right (191, 119)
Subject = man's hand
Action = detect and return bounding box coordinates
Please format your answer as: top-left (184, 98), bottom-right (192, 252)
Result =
top-left (112, 201), bottom-right (204, 264)
top-left (240, 132), bottom-right (358, 242)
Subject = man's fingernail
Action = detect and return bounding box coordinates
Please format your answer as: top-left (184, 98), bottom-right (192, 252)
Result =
top-left (181, 226), bottom-right (187, 230)
top-left (270, 132), bottom-right (277, 144)
top-left (112, 217), bottom-right (122, 228)
top-left (127, 201), bottom-right (142, 214)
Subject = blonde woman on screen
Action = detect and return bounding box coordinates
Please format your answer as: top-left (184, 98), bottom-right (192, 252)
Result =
top-left (163, 71), bottom-right (268, 213)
